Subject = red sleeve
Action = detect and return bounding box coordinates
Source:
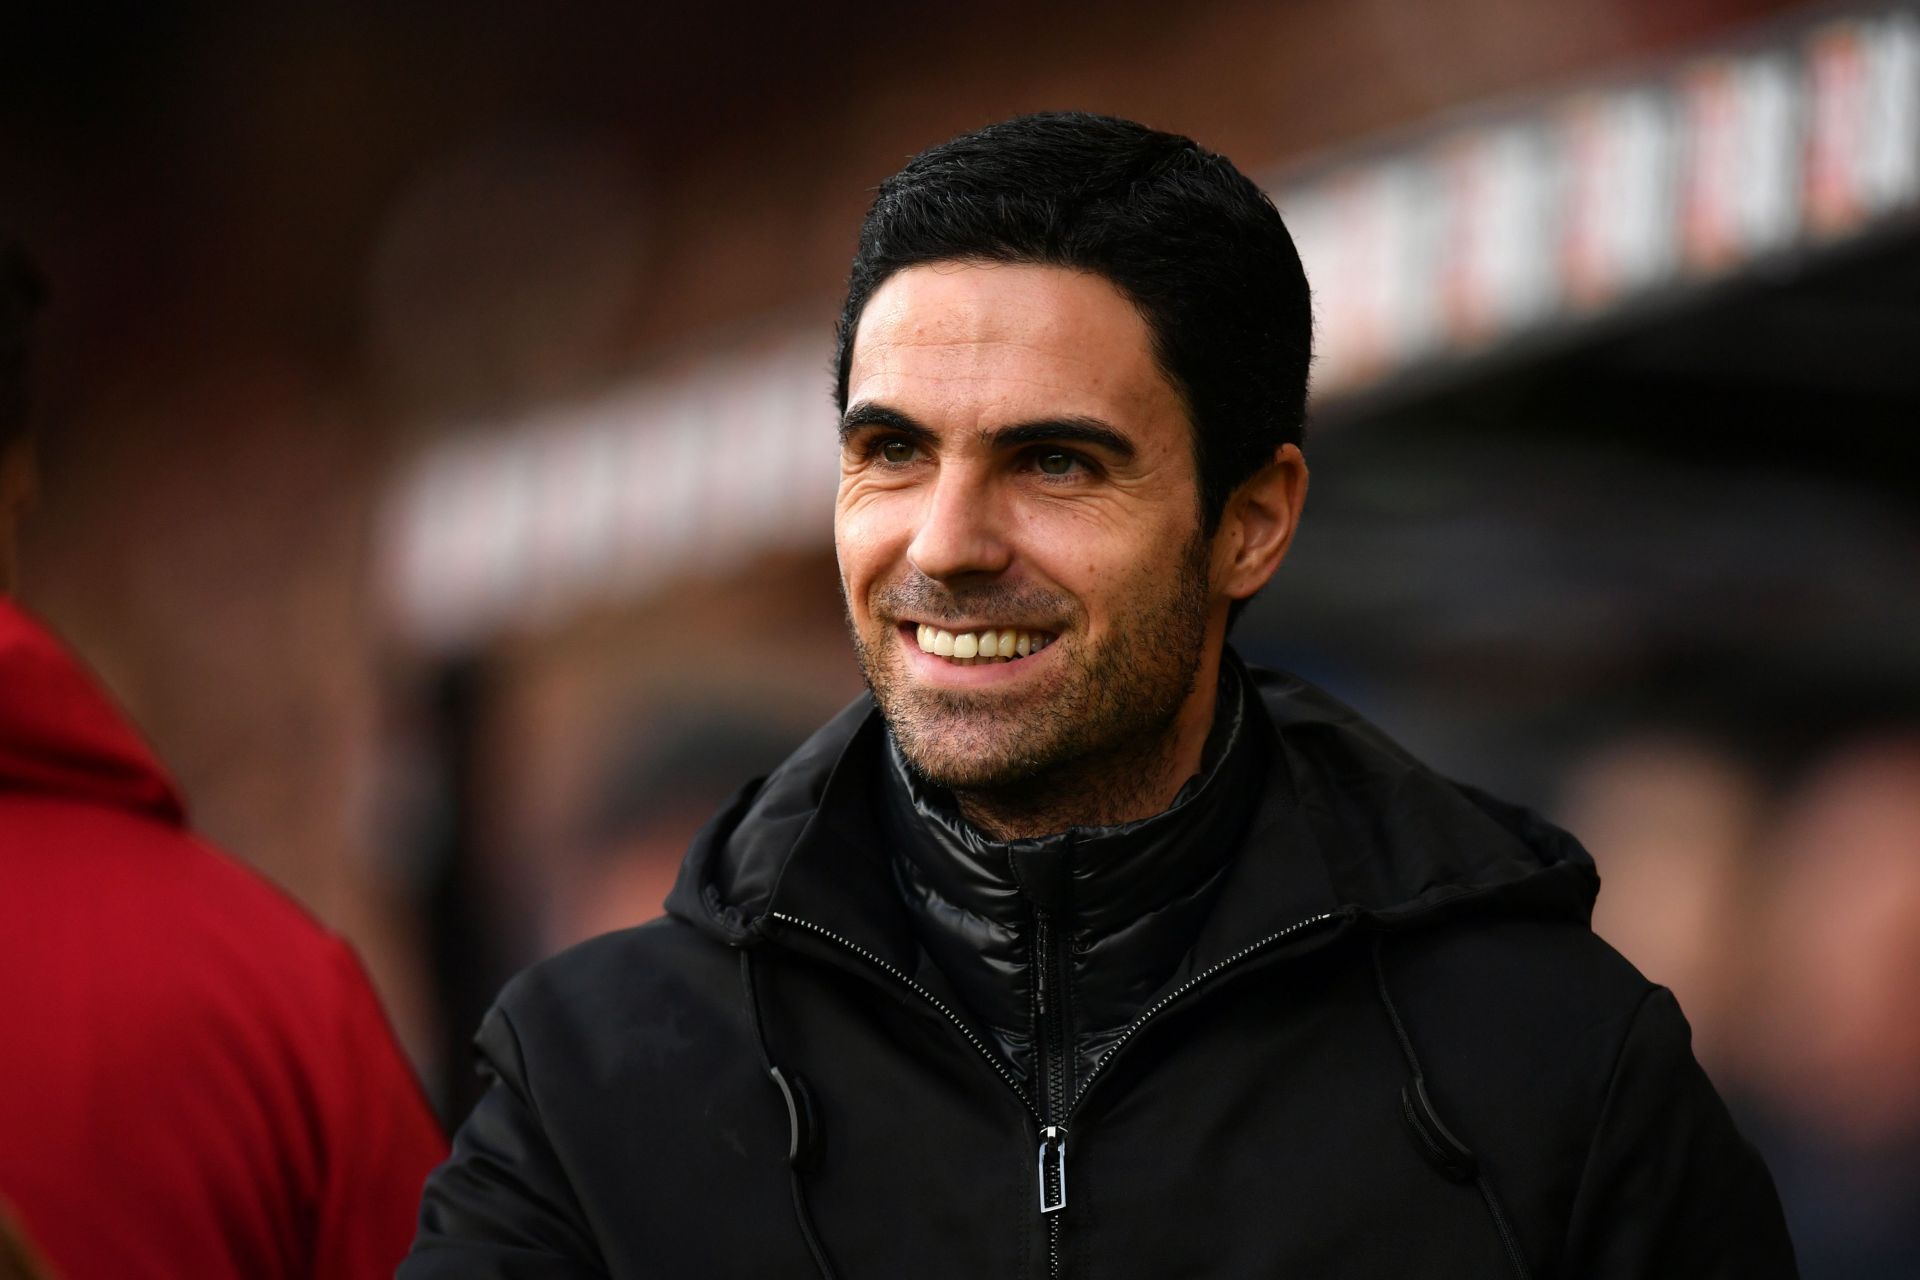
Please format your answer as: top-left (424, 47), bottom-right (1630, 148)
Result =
top-left (307, 939), bottom-right (450, 1280)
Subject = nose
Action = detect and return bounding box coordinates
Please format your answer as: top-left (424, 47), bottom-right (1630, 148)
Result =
top-left (906, 462), bottom-right (1012, 583)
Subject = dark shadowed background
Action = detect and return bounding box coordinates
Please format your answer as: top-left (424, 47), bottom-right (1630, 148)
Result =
top-left (4, 2), bottom-right (1916, 1273)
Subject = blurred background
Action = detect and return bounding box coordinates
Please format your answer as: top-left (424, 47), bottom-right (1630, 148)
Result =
top-left (3, 1), bottom-right (1916, 1272)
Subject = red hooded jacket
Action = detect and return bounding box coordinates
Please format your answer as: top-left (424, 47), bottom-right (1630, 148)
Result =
top-left (0, 600), bottom-right (446, 1277)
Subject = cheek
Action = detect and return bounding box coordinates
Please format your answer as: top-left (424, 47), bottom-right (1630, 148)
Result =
top-left (834, 493), bottom-right (906, 601)
top-left (838, 472), bottom-right (931, 536)
top-left (1018, 505), bottom-right (1192, 612)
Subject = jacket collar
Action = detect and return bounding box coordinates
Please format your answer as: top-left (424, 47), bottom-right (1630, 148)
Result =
top-left (874, 665), bottom-right (1267, 1084)
top-left (666, 655), bottom-right (1598, 982)
top-left (883, 661), bottom-right (1254, 931)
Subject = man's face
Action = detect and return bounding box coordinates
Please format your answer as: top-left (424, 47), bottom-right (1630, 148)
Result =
top-left (836, 261), bottom-right (1224, 792)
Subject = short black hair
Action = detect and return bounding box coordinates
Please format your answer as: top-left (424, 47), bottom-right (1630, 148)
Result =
top-left (834, 112), bottom-right (1311, 533)
top-left (1, 244), bottom-right (48, 446)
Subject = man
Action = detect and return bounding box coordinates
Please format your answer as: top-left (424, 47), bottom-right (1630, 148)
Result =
top-left (0, 244), bottom-right (448, 1276)
top-left (407, 114), bottom-right (1795, 1276)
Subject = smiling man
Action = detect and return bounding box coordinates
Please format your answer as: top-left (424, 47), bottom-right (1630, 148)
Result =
top-left (408, 114), bottom-right (1795, 1278)
top-left (836, 260), bottom-right (1298, 839)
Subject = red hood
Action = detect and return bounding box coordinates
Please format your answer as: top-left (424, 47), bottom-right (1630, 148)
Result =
top-left (0, 598), bottom-right (185, 825)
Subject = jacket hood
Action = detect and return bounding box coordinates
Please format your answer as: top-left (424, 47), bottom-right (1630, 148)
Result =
top-left (0, 599), bottom-right (185, 825)
top-left (665, 658), bottom-right (1597, 958)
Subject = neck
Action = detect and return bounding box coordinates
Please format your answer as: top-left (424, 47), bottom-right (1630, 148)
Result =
top-left (951, 647), bottom-right (1226, 840)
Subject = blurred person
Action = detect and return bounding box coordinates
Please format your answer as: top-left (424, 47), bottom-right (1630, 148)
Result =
top-left (0, 244), bottom-right (447, 1277)
top-left (1557, 732), bottom-right (1766, 1081)
top-left (409, 115), bottom-right (1792, 1276)
top-left (547, 712), bottom-right (798, 949)
top-left (1744, 736), bottom-right (1920, 1278)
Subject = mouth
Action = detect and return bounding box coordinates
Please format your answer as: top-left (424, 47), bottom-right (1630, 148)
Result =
top-left (900, 621), bottom-right (1057, 667)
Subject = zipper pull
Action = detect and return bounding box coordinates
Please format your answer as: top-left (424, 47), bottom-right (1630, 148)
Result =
top-left (1037, 1124), bottom-right (1068, 1214)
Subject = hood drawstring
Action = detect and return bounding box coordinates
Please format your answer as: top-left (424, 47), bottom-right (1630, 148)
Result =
top-left (1371, 932), bottom-right (1532, 1280)
top-left (740, 950), bottom-right (841, 1280)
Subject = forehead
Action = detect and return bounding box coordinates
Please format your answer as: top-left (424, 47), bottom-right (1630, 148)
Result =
top-left (846, 262), bottom-right (1184, 436)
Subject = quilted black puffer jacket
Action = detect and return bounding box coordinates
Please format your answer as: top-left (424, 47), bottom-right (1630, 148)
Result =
top-left (405, 661), bottom-right (1796, 1278)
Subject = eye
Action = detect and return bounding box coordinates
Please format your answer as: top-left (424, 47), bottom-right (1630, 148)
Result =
top-left (1035, 450), bottom-right (1082, 477)
top-left (879, 438), bottom-right (918, 465)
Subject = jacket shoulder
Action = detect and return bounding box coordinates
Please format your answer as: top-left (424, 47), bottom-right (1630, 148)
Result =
top-left (0, 794), bottom-right (443, 1277)
top-left (2, 792), bottom-right (397, 1019)
top-left (1378, 918), bottom-right (1790, 1272)
top-left (1393, 914), bottom-right (1652, 1019)
top-left (412, 921), bottom-right (799, 1276)
top-left (1384, 916), bottom-right (1658, 1108)
top-left (482, 917), bottom-right (751, 1098)
top-left (498, 915), bottom-right (737, 1014)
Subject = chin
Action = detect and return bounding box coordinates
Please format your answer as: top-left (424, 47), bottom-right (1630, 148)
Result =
top-left (887, 708), bottom-right (1038, 790)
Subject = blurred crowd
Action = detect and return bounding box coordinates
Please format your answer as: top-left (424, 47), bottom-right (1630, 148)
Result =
top-left (1569, 729), bottom-right (1920, 1272)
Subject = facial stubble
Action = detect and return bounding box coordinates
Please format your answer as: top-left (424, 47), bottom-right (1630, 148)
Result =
top-left (844, 528), bottom-right (1214, 838)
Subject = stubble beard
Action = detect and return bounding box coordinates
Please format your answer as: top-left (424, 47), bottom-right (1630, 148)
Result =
top-left (844, 530), bottom-right (1214, 838)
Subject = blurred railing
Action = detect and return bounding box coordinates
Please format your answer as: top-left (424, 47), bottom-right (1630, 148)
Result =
top-left (378, 2), bottom-right (1919, 655)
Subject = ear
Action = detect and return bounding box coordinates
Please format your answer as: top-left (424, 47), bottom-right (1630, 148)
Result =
top-left (1213, 443), bottom-right (1308, 601)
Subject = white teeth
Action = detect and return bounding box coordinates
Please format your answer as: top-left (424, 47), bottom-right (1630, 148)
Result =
top-left (914, 625), bottom-right (1054, 663)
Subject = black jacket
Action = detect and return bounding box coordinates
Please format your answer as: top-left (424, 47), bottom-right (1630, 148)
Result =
top-left (405, 665), bottom-right (1796, 1278)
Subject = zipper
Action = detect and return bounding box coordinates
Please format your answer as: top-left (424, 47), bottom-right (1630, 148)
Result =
top-left (1033, 907), bottom-right (1072, 1278)
top-left (769, 911), bottom-right (1038, 1117)
top-left (771, 906), bottom-right (1344, 1279)
top-left (1065, 910), bottom-right (1342, 1114)
top-left (1034, 907), bottom-right (1072, 1126)
top-left (1041, 908), bottom-right (1340, 1278)
top-left (772, 910), bottom-right (1067, 1276)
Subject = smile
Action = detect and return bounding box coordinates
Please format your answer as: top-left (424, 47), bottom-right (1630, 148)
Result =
top-left (909, 622), bottom-right (1055, 666)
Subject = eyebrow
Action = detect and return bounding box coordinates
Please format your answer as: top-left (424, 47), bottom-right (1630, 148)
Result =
top-left (838, 403), bottom-right (934, 447)
top-left (839, 402), bottom-right (1138, 462)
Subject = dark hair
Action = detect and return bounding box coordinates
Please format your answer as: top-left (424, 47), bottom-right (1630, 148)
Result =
top-left (833, 112), bottom-right (1311, 533)
top-left (1, 244), bottom-right (48, 446)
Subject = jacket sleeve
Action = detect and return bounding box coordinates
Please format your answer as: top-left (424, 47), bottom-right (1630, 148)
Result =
top-left (1559, 985), bottom-right (1797, 1278)
top-left (309, 939), bottom-right (450, 1280)
top-left (401, 1003), bottom-right (608, 1279)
